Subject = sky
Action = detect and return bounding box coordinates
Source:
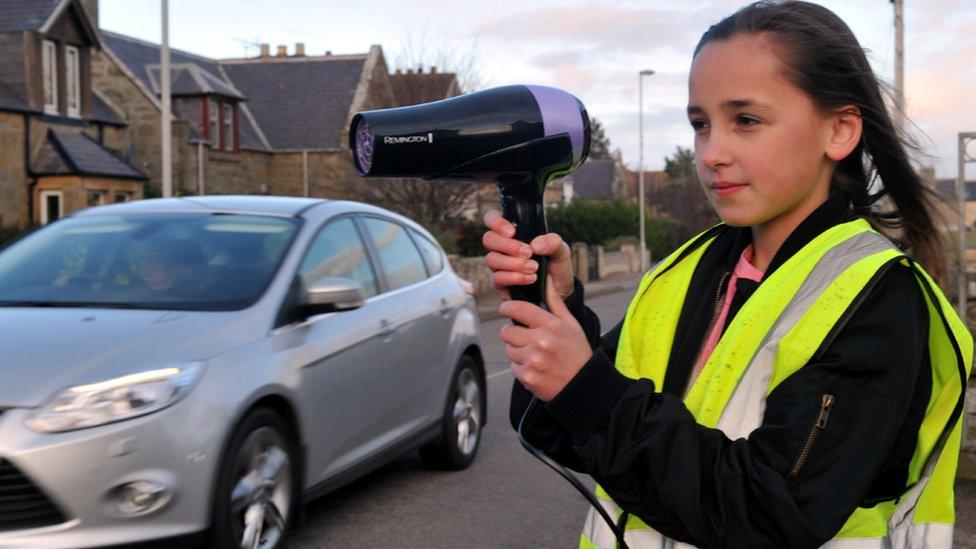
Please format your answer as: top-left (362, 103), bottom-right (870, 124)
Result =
top-left (98, 0), bottom-right (976, 179)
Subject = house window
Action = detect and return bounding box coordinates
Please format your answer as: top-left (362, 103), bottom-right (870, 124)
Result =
top-left (86, 191), bottom-right (104, 207)
top-left (65, 45), bottom-right (81, 118)
top-left (40, 190), bottom-right (62, 225)
top-left (114, 192), bottom-right (130, 203)
top-left (223, 103), bottom-right (233, 151)
top-left (209, 98), bottom-right (219, 147)
top-left (42, 40), bottom-right (58, 114)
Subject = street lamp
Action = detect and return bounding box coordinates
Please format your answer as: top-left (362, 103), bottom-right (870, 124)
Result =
top-left (638, 69), bottom-right (654, 271)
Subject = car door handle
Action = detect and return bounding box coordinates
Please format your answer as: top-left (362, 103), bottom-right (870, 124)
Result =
top-left (438, 298), bottom-right (451, 316)
top-left (378, 319), bottom-right (395, 337)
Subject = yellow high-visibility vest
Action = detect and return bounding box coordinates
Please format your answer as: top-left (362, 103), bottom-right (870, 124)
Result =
top-left (581, 219), bottom-right (972, 549)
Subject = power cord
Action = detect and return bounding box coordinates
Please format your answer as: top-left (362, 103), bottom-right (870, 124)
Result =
top-left (517, 395), bottom-right (630, 549)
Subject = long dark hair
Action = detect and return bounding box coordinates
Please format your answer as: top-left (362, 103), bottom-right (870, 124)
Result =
top-left (695, 0), bottom-right (946, 278)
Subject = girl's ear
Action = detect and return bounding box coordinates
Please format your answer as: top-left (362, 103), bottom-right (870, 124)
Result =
top-left (825, 105), bottom-right (862, 161)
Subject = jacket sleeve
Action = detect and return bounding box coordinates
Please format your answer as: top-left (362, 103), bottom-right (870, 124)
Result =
top-left (509, 277), bottom-right (632, 472)
top-left (544, 265), bottom-right (929, 548)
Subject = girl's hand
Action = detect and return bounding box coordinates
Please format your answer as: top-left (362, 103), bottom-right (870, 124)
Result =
top-left (499, 275), bottom-right (592, 401)
top-left (482, 209), bottom-right (575, 302)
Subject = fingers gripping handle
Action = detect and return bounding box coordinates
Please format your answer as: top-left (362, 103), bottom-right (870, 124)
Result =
top-left (501, 192), bottom-right (547, 307)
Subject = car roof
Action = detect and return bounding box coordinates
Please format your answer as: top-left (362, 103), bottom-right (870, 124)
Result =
top-left (74, 195), bottom-right (328, 217)
top-left (72, 196), bottom-right (438, 240)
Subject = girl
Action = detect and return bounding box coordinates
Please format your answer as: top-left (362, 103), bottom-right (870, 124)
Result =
top-left (482, 1), bottom-right (973, 547)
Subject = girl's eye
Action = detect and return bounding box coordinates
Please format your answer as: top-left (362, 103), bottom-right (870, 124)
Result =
top-left (690, 118), bottom-right (708, 132)
top-left (736, 115), bottom-right (760, 127)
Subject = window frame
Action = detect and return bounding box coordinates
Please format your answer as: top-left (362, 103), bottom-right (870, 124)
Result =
top-left (355, 214), bottom-right (430, 294)
top-left (86, 190), bottom-right (105, 207)
top-left (39, 190), bottom-right (63, 225)
top-left (408, 228), bottom-right (444, 277)
top-left (42, 40), bottom-right (58, 115)
top-left (65, 45), bottom-right (80, 118)
top-left (295, 214), bottom-right (381, 298)
top-left (223, 102), bottom-right (233, 152)
top-left (209, 97), bottom-right (220, 148)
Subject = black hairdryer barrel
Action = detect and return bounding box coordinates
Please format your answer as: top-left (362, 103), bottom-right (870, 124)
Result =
top-left (350, 85), bottom-right (590, 306)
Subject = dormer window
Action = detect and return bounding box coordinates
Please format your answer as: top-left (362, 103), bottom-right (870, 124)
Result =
top-left (42, 40), bottom-right (58, 114)
top-left (65, 45), bottom-right (80, 118)
top-left (223, 103), bottom-right (233, 151)
top-left (209, 97), bottom-right (219, 146)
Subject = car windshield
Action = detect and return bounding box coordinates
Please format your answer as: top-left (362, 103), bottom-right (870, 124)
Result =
top-left (0, 213), bottom-right (300, 311)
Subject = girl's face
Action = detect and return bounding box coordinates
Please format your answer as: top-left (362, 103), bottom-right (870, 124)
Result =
top-left (688, 33), bottom-right (837, 232)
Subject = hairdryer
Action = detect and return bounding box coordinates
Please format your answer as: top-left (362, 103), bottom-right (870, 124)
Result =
top-left (349, 84), bottom-right (590, 305)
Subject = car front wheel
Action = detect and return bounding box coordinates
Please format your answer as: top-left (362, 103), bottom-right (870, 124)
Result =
top-left (420, 355), bottom-right (484, 470)
top-left (212, 408), bottom-right (298, 549)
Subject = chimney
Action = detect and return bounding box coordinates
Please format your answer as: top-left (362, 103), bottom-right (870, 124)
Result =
top-left (294, 42), bottom-right (305, 57)
top-left (407, 69), bottom-right (414, 75)
top-left (417, 66), bottom-right (423, 74)
top-left (325, 50), bottom-right (332, 56)
top-left (430, 66), bottom-right (437, 74)
top-left (259, 43), bottom-right (270, 58)
top-left (276, 45), bottom-right (287, 58)
top-left (395, 69), bottom-right (402, 75)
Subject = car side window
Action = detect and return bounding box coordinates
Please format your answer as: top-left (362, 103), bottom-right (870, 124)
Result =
top-left (361, 217), bottom-right (427, 290)
top-left (299, 217), bottom-right (378, 298)
top-left (411, 230), bottom-right (443, 275)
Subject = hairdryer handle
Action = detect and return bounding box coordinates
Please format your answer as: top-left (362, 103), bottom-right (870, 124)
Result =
top-left (501, 192), bottom-right (547, 307)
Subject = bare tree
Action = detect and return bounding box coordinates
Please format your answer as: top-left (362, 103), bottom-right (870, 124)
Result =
top-left (345, 30), bottom-right (488, 244)
top-left (393, 28), bottom-right (487, 93)
top-left (649, 146), bottom-right (719, 238)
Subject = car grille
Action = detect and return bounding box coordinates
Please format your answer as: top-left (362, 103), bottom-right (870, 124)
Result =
top-left (0, 459), bottom-right (66, 531)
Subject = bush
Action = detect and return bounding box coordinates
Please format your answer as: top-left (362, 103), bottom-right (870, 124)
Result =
top-left (546, 199), bottom-right (683, 259)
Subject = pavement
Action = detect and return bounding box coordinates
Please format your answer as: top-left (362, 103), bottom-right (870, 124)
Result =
top-left (473, 271), bottom-right (976, 546)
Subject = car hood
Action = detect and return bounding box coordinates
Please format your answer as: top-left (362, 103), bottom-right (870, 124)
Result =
top-left (0, 307), bottom-right (261, 407)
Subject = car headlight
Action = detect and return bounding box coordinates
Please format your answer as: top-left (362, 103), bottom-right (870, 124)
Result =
top-left (26, 363), bottom-right (203, 433)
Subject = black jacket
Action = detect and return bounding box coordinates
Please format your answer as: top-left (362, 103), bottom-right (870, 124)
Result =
top-left (510, 191), bottom-right (931, 548)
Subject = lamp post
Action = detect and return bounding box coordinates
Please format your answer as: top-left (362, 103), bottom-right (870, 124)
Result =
top-left (638, 69), bottom-right (654, 271)
top-left (890, 0), bottom-right (905, 133)
top-left (160, 0), bottom-right (172, 198)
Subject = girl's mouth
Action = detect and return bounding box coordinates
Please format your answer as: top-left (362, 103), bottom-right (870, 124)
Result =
top-left (711, 182), bottom-right (747, 197)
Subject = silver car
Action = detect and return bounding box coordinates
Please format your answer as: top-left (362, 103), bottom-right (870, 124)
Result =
top-left (0, 196), bottom-right (485, 548)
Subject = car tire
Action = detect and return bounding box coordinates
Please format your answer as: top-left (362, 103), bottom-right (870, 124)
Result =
top-left (420, 355), bottom-right (484, 470)
top-left (211, 407), bottom-right (298, 549)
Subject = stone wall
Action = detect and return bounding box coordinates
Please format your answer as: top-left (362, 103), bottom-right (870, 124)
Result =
top-left (0, 111), bottom-right (27, 229)
top-left (267, 151), bottom-right (353, 199)
top-left (962, 381), bottom-right (976, 479)
top-left (448, 255), bottom-right (492, 294)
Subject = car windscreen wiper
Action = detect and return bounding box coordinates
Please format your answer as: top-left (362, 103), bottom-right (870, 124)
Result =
top-left (0, 300), bottom-right (141, 309)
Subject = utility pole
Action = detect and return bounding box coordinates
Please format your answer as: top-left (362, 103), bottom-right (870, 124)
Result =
top-left (161, 0), bottom-right (172, 198)
top-left (638, 69), bottom-right (654, 271)
top-left (891, 0), bottom-right (905, 133)
top-left (958, 132), bottom-right (976, 321)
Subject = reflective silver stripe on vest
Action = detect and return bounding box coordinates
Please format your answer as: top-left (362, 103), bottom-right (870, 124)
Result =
top-left (717, 231), bottom-right (895, 439)
top-left (820, 523), bottom-right (953, 548)
top-left (583, 501), bottom-right (698, 549)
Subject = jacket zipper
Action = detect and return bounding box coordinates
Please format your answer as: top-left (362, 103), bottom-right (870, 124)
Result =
top-left (789, 393), bottom-right (835, 477)
top-left (682, 270), bottom-right (730, 398)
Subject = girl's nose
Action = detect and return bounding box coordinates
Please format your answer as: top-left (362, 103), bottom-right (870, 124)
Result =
top-left (698, 133), bottom-right (733, 171)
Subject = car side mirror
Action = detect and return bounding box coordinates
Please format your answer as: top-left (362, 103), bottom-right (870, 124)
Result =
top-left (302, 277), bottom-right (365, 315)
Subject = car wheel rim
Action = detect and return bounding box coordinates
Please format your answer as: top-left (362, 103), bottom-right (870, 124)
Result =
top-left (452, 367), bottom-right (481, 456)
top-left (230, 427), bottom-right (292, 549)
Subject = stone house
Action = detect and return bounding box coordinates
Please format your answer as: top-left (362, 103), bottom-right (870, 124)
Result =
top-left (0, 0), bottom-right (146, 232)
top-left (1, 0), bottom-right (464, 232)
top-left (96, 30), bottom-right (400, 202)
